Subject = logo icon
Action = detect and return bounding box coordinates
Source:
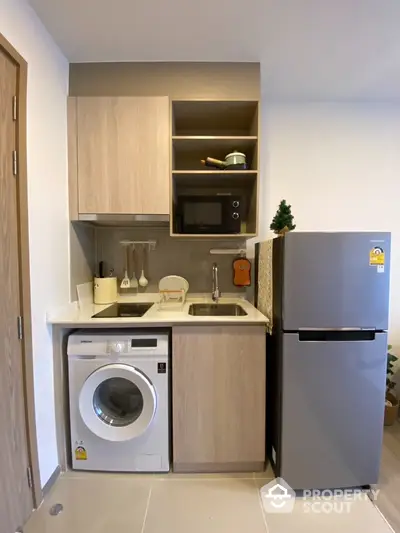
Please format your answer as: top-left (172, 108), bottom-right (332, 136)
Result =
top-left (369, 246), bottom-right (385, 266)
top-left (260, 477), bottom-right (296, 514)
top-left (75, 445), bottom-right (87, 461)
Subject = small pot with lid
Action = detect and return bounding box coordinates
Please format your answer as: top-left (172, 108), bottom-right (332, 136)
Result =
top-left (201, 150), bottom-right (247, 170)
top-left (224, 151), bottom-right (247, 169)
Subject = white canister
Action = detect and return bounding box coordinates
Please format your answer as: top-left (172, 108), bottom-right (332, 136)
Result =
top-left (93, 277), bottom-right (118, 305)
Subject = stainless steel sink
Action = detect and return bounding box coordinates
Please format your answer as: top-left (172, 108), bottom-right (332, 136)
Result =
top-left (188, 303), bottom-right (248, 317)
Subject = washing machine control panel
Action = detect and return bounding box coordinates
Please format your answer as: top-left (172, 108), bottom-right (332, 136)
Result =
top-left (107, 341), bottom-right (128, 354)
top-left (106, 338), bottom-right (159, 354)
top-left (68, 332), bottom-right (169, 358)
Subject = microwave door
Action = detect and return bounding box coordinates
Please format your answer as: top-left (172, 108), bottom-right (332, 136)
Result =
top-left (183, 200), bottom-right (224, 234)
top-left (177, 195), bottom-right (241, 234)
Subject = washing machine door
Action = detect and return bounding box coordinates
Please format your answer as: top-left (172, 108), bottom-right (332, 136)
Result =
top-left (79, 363), bottom-right (157, 442)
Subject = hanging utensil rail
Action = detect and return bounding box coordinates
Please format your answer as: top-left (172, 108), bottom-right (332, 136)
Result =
top-left (119, 240), bottom-right (157, 251)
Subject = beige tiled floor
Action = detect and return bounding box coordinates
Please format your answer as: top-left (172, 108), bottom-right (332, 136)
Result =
top-left (24, 468), bottom-right (394, 533)
top-left (376, 421), bottom-right (400, 532)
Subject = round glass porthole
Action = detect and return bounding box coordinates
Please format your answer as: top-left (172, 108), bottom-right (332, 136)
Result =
top-left (93, 377), bottom-right (144, 427)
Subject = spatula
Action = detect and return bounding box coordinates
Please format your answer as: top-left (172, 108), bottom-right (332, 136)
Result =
top-left (120, 245), bottom-right (131, 289)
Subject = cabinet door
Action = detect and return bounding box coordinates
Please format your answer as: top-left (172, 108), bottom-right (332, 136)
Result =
top-left (172, 325), bottom-right (266, 471)
top-left (76, 96), bottom-right (169, 214)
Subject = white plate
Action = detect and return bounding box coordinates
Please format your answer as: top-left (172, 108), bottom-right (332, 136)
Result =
top-left (158, 275), bottom-right (189, 293)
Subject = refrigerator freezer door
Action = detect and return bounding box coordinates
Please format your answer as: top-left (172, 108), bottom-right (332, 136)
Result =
top-left (279, 332), bottom-right (387, 489)
top-left (282, 232), bottom-right (391, 330)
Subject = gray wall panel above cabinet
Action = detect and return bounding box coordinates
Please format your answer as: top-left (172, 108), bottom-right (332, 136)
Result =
top-left (69, 62), bottom-right (260, 99)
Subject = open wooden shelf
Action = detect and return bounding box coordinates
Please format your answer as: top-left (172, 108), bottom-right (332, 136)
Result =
top-left (172, 136), bottom-right (257, 149)
top-left (172, 139), bottom-right (258, 171)
top-left (170, 233), bottom-right (257, 239)
top-left (170, 99), bottom-right (260, 238)
top-left (172, 170), bottom-right (257, 189)
top-left (172, 170), bottom-right (258, 175)
top-left (172, 101), bottom-right (259, 136)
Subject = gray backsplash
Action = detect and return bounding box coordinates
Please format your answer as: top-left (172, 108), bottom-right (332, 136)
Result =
top-left (96, 228), bottom-right (247, 295)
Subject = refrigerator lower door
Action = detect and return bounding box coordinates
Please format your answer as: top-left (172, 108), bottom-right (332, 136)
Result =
top-left (278, 331), bottom-right (387, 490)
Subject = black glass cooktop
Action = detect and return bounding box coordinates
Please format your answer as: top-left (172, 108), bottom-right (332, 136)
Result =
top-left (92, 303), bottom-right (153, 318)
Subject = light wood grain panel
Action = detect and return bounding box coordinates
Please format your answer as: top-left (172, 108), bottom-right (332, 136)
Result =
top-left (169, 99), bottom-right (174, 235)
top-left (248, 102), bottom-right (260, 234)
top-left (77, 96), bottom-right (170, 215)
top-left (52, 326), bottom-right (73, 472)
top-left (174, 462), bottom-right (264, 473)
top-left (67, 97), bottom-right (79, 219)
top-left (0, 46), bottom-right (33, 532)
top-left (0, 31), bottom-right (41, 508)
top-left (172, 325), bottom-right (266, 471)
top-left (69, 62), bottom-right (260, 99)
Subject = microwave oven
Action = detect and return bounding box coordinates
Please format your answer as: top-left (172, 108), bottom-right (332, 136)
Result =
top-left (175, 195), bottom-right (242, 234)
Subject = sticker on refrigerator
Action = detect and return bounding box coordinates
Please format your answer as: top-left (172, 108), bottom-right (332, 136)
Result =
top-left (377, 265), bottom-right (385, 274)
top-left (75, 445), bottom-right (87, 460)
top-left (369, 247), bottom-right (385, 266)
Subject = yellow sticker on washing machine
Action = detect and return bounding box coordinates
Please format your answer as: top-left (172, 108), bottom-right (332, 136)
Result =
top-left (75, 446), bottom-right (87, 461)
top-left (369, 247), bottom-right (385, 266)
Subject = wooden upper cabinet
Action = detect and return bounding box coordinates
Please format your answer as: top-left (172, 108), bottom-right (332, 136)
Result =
top-left (75, 96), bottom-right (170, 214)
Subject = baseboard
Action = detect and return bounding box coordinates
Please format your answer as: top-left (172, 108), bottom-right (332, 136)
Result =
top-left (173, 461), bottom-right (265, 473)
top-left (42, 465), bottom-right (61, 497)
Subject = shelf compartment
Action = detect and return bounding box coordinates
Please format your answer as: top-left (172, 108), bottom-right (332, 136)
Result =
top-left (172, 170), bottom-right (258, 174)
top-left (172, 175), bottom-right (258, 236)
top-left (172, 136), bottom-right (257, 149)
top-left (170, 233), bottom-right (257, 239)
top-left (172, 101), bottom-right (259, 136)
top-left (169, 99), bottom-right (260, 237)
top-left (172, 136), bottom-right (258, 171)
top-left (172, 171), bottom-right (257, 189)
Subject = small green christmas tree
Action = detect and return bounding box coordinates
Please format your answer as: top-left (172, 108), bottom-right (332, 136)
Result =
top-left (270, 199), bottom-right (296, 234)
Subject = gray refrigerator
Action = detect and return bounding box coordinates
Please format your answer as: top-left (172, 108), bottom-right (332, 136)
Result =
top-left (255, 232), bottom-right (391, 490)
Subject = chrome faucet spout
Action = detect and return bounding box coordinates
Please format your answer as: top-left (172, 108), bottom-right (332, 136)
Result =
top-left (212, 263), bottom-right (221, 302)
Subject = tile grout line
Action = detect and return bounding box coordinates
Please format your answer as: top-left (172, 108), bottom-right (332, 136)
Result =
top-left (140, 484), bottom-right (153, 533)
top-left (154, 476), bottom-right (257, 481)
top-left (253, 477), bottom-right (270, 533)
top-left (369, 498), bottom-right (396, 533)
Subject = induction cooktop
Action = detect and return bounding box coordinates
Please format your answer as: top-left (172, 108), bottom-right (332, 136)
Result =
top-left (91, 303), bottom-right (154, 318)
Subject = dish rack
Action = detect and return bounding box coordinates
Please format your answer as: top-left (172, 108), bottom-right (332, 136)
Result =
top-left (159, 289), bottom-right (186, 310)
top-left (158, 275), bottom-right (189, 310)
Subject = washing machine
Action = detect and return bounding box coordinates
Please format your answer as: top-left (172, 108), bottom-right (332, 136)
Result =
top-left (67, 329), bottom-right (170, 472)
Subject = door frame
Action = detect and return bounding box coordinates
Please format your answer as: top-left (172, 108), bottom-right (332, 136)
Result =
top-left (0, 32), bottom-right (42, 507)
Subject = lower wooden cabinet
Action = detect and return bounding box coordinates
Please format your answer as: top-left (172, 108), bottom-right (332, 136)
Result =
top-left (172, 325), bottom-right (266, 472)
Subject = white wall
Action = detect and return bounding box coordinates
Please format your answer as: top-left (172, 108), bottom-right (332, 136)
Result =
top-left (0, 0), bottom-right (69, 486)
top-left (264, 103), bottom-right (400, 347)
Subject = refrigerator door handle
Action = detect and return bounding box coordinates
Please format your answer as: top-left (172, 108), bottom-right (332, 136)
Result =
top-left (298, 327), bottom-right (376, 331)
top-left (298, 330), bottom-right (378, 342)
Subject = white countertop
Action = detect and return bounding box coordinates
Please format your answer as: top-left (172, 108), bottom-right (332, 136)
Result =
top-left (48, 294), bottom-right (268, 327)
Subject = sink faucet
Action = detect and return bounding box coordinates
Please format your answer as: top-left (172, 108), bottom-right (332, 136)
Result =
top-left (212, 263), bottom-right (221, 302)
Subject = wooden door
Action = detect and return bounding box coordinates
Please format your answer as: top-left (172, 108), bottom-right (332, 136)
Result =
top-left (172, 325), bottom-right (266, 471)
top-left (0, 48), bottom-right (33, 532)
top-left (76, 96), bottom-right (170, 214)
